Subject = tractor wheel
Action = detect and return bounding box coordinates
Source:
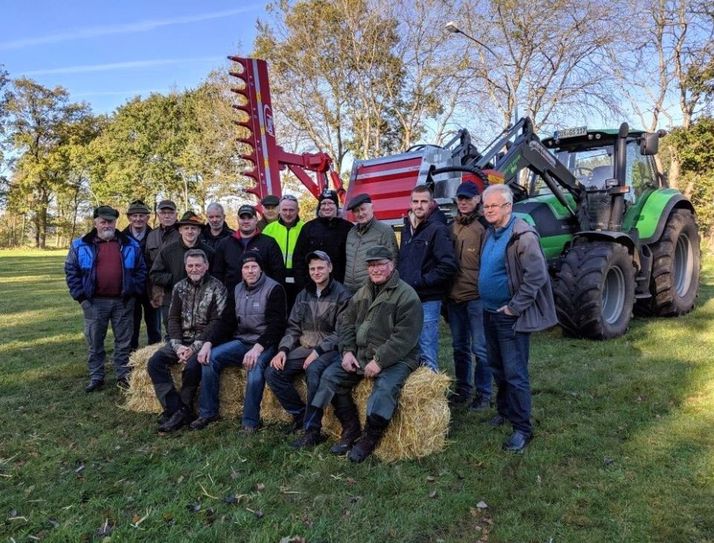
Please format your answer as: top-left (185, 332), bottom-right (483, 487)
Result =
top-left (554, 241), bottom-right (636, 339)
top-left (637, 209), bottom-right (700, 316)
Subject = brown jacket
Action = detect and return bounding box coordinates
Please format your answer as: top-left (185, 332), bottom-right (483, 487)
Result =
top-left (449, 212), bottom-right (485, 303)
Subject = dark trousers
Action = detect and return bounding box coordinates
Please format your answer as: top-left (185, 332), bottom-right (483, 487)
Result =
top-left (82, 297), bottom-right (134, 382)
top-left (265, 349), bottom-right (340, 420)
top-left (483, 310), bottom-right (532, 436)
top-left (311, 360), bottom-right (413, 423)
top-left (131, 294), bottom-right (161, 350)
top-left (147, 344), bottom-right (202, 416)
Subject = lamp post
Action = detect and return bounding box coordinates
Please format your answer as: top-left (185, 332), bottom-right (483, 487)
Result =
top-left (445, 21), bottom-right (518, 125)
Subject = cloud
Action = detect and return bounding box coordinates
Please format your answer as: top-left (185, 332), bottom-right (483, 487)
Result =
top-left (21, 56), bottom-right (224, 76)
top-left (0, 6), bottom-right (260, 51)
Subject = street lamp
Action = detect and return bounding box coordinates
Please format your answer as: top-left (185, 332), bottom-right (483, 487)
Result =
top-left (445, 21), bottom-right (518, 124)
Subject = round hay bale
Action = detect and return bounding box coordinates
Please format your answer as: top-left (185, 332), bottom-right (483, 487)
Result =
top-left (322, 367), bottom-right (451, 462)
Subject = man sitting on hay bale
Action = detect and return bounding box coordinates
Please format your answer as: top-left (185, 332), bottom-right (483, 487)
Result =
top-left (147, 249), bottom-right (227, 433)
top-left (265, 250), bottom-right (351, 440)
top-left (190, 252), bottom-right (287, 433)
top-left (298, 245), bottom-right (424, 463)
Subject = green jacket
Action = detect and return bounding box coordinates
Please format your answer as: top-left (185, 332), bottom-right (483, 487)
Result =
top-left (262, 217), bottom-right (304, 271)
top-left (344, 218), bottom-right (399, 293)
top-left (338, 270), bottom-right (423, 370)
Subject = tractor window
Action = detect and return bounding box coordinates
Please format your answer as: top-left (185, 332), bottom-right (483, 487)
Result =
top-left (626, 142), bottom-right (657, 199)
top-left (556, 146), bottom-right (614, 189)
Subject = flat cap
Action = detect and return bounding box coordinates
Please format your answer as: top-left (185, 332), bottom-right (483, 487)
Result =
top-left (94, 205), bottom-right (119, 220)
top-left (238, 204), bottom-right (257, 217)
top-left (306, 250), bottom-right (332, 264)
top-left (157, 199), bottom-right (177, 211)
top-left (127, 200), bottom-right (150, 215)
top-left (346, 193), bottom-right (371, 211)
top-left (261, 195), bottom-right (280, 207)
top-left (364, 245), bottom-right (393, 262)
top-left (176, 211), bottom-right (204, 227)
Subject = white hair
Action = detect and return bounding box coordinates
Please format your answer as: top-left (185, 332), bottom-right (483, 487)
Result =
top-left (206, 202), bottom-right (225, 214)
top-left (483, 184), bottom-right (513, 204)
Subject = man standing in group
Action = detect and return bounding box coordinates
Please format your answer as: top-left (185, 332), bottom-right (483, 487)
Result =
top-left (343, 193), bottom-right (398, 294)
top-left (147, 249), bottom-right (227, 433)
top-left (292, 189), bottom-right (353, 292)
top-left (447, 181), bottom-right (491, 410)
top-left (123, 199), bottom-right (161, 350)
top-left (150, 211), bottom-right (215, 331)
top-left (145, 200), bottom-right (180, 310)
top-left (213, 204), bottom-right (285, 293)
top-left (257, 194), bottom-right (280, 231)
top-left (265, 250), bottom-right (350, 441)
top-left (190, 253), bottom-right (287, 433)
top-left (303, 246), bottom-right (423, 463)
top-left (201, 202), bottom-right (234, 250)
top-left (398, 185), bottom-right (457, 372)
top-left (479, 184), bottom-right (557, 453)
top-left (65, 205), bottom-right (146, 392)
top-left (263, 195), bottom-right (304, 307)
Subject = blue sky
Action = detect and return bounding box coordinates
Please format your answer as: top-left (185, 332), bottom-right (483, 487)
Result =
top-left (1, 0), bottom-right (268, 114)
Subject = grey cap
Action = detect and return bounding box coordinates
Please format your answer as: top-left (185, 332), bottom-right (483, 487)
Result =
top-left (346, 193), bottom-right (371, 211)
top-left (306, 250), bottom-right (332, 264)
top-left (364, 245), bottom-right (393, 262)
top-left (127, 200), bottom-right (150, 215)
top-left (157, 199), bottom-right (177, 211)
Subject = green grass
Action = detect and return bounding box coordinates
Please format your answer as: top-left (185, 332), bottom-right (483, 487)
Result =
top-left (1, 248), bottom-right (713, 542)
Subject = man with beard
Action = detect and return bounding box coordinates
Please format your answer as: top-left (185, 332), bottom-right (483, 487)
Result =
top-left (65, 205), bottom-right (146, 392)
top-left (292, 189), bottom-right (353, 291)
top-left (147, 249), bottom-right (227, 433)
top-left (201, 202), bottom-right (234, 250)
top-left (150, 211), bottom-right (215, 332)
top-left (122, 199), bottom-right (161, 350)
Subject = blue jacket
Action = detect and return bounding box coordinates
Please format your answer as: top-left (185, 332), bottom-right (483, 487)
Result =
top-left (398, 206), bottom-right (457, 302)
top-left (65, 229), bottom-right (147, 303)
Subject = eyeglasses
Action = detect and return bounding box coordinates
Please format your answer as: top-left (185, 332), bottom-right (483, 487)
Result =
top-left (482, 202), bottom-right (511, 211)
top-left (280, 195), bottom-right (298, 202)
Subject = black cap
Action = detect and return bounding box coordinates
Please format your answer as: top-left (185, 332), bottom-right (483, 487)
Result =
top-left (364, 245), bottom-right (393, 262)
top-left (157, 199), bottom-right (177, 211)
top-left (176, 211), bottom-right (204, 227)
top-left (127, 200), bottom-right (150, 215)
top-left (238, 204), bottom-right (257, 218)
top-left (240, 250), bottom-right (264, 268)
top-left (346, 193), bottom-right (371, 211)
top-left (93, 205), bottom-right (119, 220)
top-left (261, 195), bottom-right (280, 207)
top-left (318, 189), bottom-right (339, 207)
top-left (455, 181), bottom-right (480, 198)
top-left (306, 250), bottom-right (332, 264)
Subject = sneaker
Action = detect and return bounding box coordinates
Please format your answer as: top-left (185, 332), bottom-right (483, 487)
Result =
top-left (85, 380), bottom-right (104, 393)
top-left (502, 430), bottom-right (532, 453)
top-left (158, 409), bottom-right (189, 433)
top-left (468, 396), bottom-right (491, 412)
top-left (189, 415), bottom-right (219, 431)
top-left (291, 430), bottom-right (326, 449)
top-left (241, 424), bottom-right (259, 434)
top-left (157, 411), bottom-right (171, 425)
top-left (486, 414), bottom-right (507, 427)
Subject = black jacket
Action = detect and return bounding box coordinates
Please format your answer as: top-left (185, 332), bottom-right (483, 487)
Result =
top-left (213, 231), bottom-right (286, 293)
top-left (398, 207), bottom-right (458, 302)
top-left (201, 223), bottom-right (234, 250)
top-left (292, 216), bottom-right (353, 291)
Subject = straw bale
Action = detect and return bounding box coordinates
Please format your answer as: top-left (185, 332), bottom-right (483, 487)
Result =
top-left (124, 346), bottom-right (450, 461)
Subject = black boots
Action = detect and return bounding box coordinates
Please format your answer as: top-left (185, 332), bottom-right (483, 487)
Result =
top-left (329, 396), bottom-right (362, 455)
top-left (347, 414), bottom-right (389, 463)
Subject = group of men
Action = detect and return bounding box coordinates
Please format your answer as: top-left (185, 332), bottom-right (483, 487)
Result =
top-left (65, 180), bottom-right (556, 457)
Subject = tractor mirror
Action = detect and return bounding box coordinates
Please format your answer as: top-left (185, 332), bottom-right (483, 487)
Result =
top-left (640, 132), bottom-right (659, 155)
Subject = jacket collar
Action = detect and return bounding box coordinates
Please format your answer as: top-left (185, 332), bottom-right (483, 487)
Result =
top-left (82, 228), bottom-right (131, 245)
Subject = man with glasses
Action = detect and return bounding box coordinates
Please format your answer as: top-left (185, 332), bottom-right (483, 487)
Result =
top-left (292, 189), bottom-right (353, 292)
top-left (398, 185), bottom-right (457, 372)
top-left (213, 204), bottom-right (285, 293)
top-left (263, 195), bottom-right (304, 307)
top-left (300, 245), bottom-right (422, 463)
top-left (479, 184), bottom-right (557, 453)
top-left (447, 181), bottom-right (492, 410)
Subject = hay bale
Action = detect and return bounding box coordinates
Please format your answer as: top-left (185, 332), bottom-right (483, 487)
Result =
top-left (124, 346), bottom-right (451, 461)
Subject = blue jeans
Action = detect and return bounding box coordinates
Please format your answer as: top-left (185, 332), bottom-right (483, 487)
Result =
top-left (419, 300), bottom-right (442, 371)
top-left (483, 310), bottom-right (532, 436)
top-left (81, 297), bottom-right (134, 382)
top-left (198, 339), bottom-right (275, 428)
top-left (448, 299), bottom-right (491, 399)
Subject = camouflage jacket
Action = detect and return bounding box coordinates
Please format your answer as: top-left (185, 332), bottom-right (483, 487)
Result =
top-left (167, 274), bottom-right (228, 354)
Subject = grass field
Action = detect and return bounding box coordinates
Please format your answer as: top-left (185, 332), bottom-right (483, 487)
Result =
top-left (1, 248), bottom-right (713, 542)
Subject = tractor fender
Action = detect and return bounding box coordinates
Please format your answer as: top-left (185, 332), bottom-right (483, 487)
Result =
top-left (572, 231), bottom-right (636, 254)
top-left (631, 189), bottom-right (694, 244)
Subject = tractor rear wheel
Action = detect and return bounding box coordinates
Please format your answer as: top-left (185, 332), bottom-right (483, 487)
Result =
top-left (554, 241), bottom-right (636, 339)
top-left (638, 209), bottom-right (700, 316)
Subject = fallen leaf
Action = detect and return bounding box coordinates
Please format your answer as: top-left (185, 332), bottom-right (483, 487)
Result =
top-left (186, 502), bottom-right (201, 513)
top-left (426, 476), bottom-right (436, 483)
top-left (279, 537), bottom-right (307, 543)
top-left (256, 483), bottom-right (265, 491)
top-left (476, 500), bottom-right (488, 510)
top-left (429, 490), bottom-right (438, 498)
top-left (47, 518), bottom-right (60, 529)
